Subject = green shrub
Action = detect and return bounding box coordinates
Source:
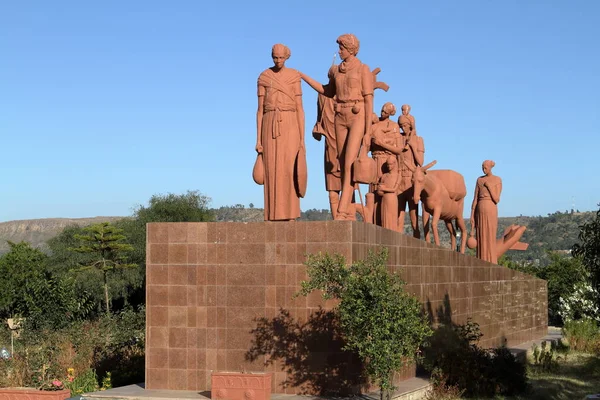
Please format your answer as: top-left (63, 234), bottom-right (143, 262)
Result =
top-left (531, 340), bottom-right (565, 372)
top-left (0, 306), bottom-right (145, 392)
top-left (66, 368), bottom-right (100, 396)
top-left (563, 318), bottom-right (600, 352)
top-left (297, 249), bottom-right (432, 400)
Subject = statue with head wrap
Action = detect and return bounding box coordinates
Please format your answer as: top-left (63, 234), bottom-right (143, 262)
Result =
top-left (256, 43), bottom-right (306, 221)
top-left (398, 104), bottom-right (417, 138)
top-left (469, 160), bottom-right (503, 263)
top-left (368, 102), bottom-right (402, 228)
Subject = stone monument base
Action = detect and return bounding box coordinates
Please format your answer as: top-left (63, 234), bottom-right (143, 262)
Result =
top-left (145, 221), bottom-right (547, 395)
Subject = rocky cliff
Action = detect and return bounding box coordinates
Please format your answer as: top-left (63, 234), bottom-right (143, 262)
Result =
top-left (0, 217), bottom-right (124, 254)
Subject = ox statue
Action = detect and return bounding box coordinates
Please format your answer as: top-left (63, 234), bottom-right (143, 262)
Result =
top-left (406, 160), bottom-right (468, 253)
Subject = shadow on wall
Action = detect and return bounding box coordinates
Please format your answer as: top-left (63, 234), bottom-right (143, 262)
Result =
top-left (245, 307), bottom-right (367, 396)
top-left (420, 294), bottom-right (527, 398)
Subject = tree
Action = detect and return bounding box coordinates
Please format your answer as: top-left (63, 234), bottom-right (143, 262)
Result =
top-left (0, 241), bottom-right (89, 329)
top-left (44, 191), bottom-right (215, 312)
top-left (573, 205), bottom-right (600, 295)
top-left (297, 249), bottom-right (432, 400)
top-left (47, 224), bottom-right (139, 315)
top-left (119, 190), bottom-right (214, 262)
top-left (133, 190), bottom-right (215, 223)
top-left (115, 190), bottom-right (215, 305)
top-left (0, 241), bottom-right (48, 318)
top-left (537, 253), bottom-right (589, 325)
top-left (69, 222), bottom-right (137, 315)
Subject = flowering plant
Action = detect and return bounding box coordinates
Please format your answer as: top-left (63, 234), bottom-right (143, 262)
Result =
top-left (39, 379), bottom-right (65, 391)
top-left (558, 282), bottom-right (600, 323)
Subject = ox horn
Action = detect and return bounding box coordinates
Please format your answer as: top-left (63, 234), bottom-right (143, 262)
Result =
top-left (422, 160), bottom-right (437, 171)
top-left (403, 158), bottom-right (416, 172)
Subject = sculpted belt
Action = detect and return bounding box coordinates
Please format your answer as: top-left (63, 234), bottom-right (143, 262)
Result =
top-left (264, 106), bottom-right (296, 138)
top-left (335, 100), bottom-right (363, 113)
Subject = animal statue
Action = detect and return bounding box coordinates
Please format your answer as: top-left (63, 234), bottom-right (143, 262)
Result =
top-left (406, 160), bottom-right (468, 253)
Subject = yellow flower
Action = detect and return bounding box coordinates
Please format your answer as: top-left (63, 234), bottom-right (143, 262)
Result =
top-left (67, 368), bottom-right (75, 375)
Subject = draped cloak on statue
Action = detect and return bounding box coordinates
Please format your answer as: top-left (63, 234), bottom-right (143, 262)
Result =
top-left (257, 68), bottom-right (305, 221)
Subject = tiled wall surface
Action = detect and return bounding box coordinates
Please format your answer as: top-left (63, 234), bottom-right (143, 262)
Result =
top-left (145, 221), bottom-right (547, 394)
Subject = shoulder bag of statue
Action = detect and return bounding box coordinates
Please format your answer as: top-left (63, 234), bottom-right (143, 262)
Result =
top-left (352, 145), bottom-right (377, 184)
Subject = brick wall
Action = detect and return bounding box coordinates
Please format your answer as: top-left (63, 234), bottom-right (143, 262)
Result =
top-left (145, 221), bottom-right (547, 394)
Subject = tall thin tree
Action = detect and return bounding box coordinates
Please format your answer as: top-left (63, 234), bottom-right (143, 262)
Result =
top-left (70, 222), bottom-right (137, 315)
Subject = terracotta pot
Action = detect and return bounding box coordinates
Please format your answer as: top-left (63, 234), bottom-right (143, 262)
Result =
top-left (0, 388), bottom-right (71, 400)
top-left (211, 372), bottom-right (272, 400)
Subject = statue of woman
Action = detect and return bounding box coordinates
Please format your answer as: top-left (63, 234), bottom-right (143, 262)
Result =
top-left (256, 44), bottom-right (306, 221)
top-left (469, 160), bottom-right (503, 264)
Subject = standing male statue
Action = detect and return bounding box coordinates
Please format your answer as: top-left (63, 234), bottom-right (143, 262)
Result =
top-left (255, 44), bottom-right (306, 221)
top-left (301, 34), bottom-right (374, 220)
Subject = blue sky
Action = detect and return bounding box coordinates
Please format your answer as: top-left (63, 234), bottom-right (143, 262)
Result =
top-left (2, 0), bottom-right (599, 222)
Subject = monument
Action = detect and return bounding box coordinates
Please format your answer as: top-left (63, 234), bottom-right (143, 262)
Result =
top-left (144, 33), bottom-right (546, 397)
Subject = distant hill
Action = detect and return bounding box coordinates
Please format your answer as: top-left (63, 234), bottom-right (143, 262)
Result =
top-left (0, 217), bottom-right (124, 254)
top-left (0, 208), bottom-right (594, 265)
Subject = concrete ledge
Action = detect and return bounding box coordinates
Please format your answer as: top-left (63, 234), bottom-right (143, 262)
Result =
top-left (79, 377), bottom-right (430, 400)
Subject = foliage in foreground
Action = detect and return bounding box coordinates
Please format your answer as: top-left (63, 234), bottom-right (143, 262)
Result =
top-left (0, 306), bottom-right (144, 394)
top-left (297, 248), bottom-right (432, 399)
top-left (562, 318), bottom-right (600, 353)
top-left (427, 346), bottom-right (600, 400)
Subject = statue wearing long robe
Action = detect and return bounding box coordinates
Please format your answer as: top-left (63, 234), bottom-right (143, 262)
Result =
top-left (257, 67), bottom-right (304, 220)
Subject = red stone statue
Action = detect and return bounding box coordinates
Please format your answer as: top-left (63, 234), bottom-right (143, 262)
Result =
top-left (467, 225), bottom-right (529, 260)
top-left (407, 160), bottom-right (468, 253)
top-left (375, 155), bottom-right (400, 231)
top-left (469, 160), bottom-right (503, 263)
top-left (312, 65), bottom-right (341, 219)
top-left (300, 34), bottom-right (375, 220)
top-left (368, 102), bottom-right (401, 227)
top-left (398, 105), bottom-right (424, 237)
top-left (370, 104), bottom-right (424, 237)
top-left (256, 44), bottom-right (306, 221)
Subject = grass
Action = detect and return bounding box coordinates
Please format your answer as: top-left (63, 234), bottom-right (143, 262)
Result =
top-left (473, 351), bottom-right (600, 400)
